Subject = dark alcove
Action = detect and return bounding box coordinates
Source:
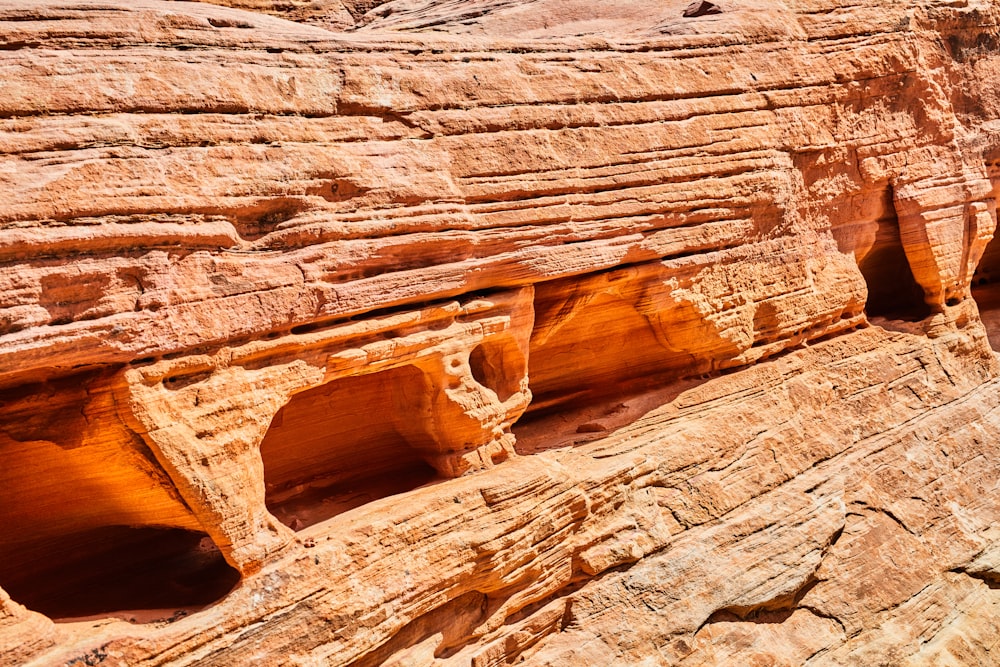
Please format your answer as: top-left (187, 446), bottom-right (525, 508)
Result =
top-left (260, 366), bottom-right (438, 531)
top-left (0, 526), bottom-right (239, 623)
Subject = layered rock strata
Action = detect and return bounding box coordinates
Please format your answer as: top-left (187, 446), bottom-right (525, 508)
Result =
top-left (3, 0), bottom-right (1000, 665)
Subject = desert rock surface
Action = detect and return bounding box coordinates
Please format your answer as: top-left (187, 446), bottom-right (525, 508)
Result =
top-left (3, 0), bottom-right (1000, 665)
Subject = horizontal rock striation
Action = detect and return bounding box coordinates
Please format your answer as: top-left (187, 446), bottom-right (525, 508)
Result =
top-left (3, 0), bottom-right (1000, 665)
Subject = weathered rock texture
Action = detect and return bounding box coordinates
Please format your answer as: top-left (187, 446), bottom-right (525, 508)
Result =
top-left (3, 0), bottom-right (1000, 665)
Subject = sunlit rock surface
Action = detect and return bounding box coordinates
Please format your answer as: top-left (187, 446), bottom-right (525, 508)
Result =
top-left (3, 0), bottom-right (1000, 665)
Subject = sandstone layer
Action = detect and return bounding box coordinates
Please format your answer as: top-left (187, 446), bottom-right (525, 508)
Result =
top-left (3, 0), bottom-right (1000, 665)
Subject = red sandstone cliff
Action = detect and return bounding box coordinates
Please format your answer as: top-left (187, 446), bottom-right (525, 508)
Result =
top-left (3, 0), bottom-right (1000, 665)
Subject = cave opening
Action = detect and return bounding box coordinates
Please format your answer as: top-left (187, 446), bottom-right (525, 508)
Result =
top-left (857, 217), bottom-right (930, 322)
top-left (972, 224), bottom-right (1000, 349)
top-left (524, 287), bottom-right (690, 415)
top-left (0, 403), bottom-right (239, 625)
top-left (469, 340), bottom-right (521, 403)
top-left (0, 526), bottom-right (239, 623)
top-left (260, 366), bottom-right (439, 531)
top-left (514, 279), bottom-right (697, 454)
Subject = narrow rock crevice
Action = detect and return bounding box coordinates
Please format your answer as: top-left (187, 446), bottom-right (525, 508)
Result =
top-left (952, 566), bottom-right (1000, 590)
top-left (346, 591), bottom-right (490, 667)
top-left (699, 575), bottom-right (822, 630)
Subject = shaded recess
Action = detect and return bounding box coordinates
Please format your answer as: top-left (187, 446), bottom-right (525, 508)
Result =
top-left (857, 216), bottom-right (930, 322)
top-left (0, 526), bottom-right (238, 623)
top-left (0, 377), bottom-right (239, 623)
top-left (972, 225), bottom-right (1000, 349)
top-left (260, 366), bottom-right (438, 531)
top-left (469, 340), bottom-right (521, 403)
top-left (516, 274), bottom-right (698, 456)
top-left (524, 284), bottom-right (690, 416)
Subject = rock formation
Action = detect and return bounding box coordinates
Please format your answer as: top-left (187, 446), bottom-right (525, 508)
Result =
top-left (2, 0), bottom-right (1000, 664)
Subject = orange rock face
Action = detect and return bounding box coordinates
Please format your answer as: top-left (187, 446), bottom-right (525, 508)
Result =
top-left (3, 0), bottom-right (1000, 665)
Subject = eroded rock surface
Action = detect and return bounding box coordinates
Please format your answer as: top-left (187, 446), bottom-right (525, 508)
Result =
top-left (3, 0), bottom-right (1000, 665)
